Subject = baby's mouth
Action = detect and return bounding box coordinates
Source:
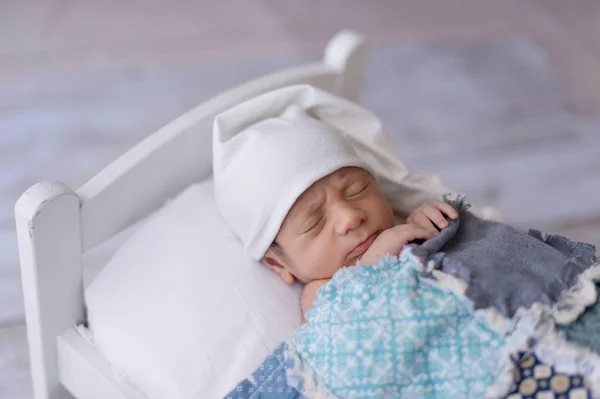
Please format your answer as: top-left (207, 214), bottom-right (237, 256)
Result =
top-left (348, 231), bottom-right (378, 259)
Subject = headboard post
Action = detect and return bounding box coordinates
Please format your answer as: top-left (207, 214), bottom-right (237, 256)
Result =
top-left (323, 30), bottom-right (369, 103)
top-left (15, 180), bottom-right (84, 399)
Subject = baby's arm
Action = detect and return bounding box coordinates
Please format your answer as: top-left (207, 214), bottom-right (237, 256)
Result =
top-left (301, 279), bottom-right (330, 323)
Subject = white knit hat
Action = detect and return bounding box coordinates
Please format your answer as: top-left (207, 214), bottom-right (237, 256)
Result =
top-left (213, 84), bottom-right (456, 260)
top-left (213, 99), bottom-right (373, 260)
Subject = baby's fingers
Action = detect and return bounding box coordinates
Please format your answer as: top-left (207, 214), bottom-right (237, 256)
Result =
top-left (406, 225), bottom-right (436, 241)
top-left (423, 207), bottom-right (450, 230)
top-left (412, 213), bottom-right (439, 236)
top-left (432, 200), bottom-right (459, 219)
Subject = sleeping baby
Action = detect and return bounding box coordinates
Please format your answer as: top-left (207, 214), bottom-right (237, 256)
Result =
top-left (264, 166), bottom-right (458, 318)
top-left (213, 84), bottom-right (458, 321)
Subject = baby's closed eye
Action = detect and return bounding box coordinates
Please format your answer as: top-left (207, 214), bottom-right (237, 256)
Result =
top-left (302, 215), bottom-right (325, 234)
top-left (346, 182), bottom-right (369, 197)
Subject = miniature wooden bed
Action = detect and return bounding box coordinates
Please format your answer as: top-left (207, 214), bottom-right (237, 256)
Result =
top-left (14, 30), bottom-right (370, 399)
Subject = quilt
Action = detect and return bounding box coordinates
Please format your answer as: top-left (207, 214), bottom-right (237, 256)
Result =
top-left (226, 198), bottom-right (600, 398)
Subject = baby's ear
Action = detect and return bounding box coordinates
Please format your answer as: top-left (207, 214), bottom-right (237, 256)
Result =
top-left (262, 248), bottom-right (296, 285)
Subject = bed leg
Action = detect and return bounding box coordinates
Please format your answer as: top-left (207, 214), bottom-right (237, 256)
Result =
top-left (15, 180), bottom-right (84, 399)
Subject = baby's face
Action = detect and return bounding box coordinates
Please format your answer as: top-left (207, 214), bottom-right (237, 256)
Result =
top-left (262, 167), bottom-right (394, 284)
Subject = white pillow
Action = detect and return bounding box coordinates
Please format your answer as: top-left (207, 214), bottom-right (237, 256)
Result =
top-left (85, 179), bottom-right (303, 399)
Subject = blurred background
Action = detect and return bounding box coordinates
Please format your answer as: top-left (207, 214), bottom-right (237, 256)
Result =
top-left (2, 1), bottom-right (600, 397)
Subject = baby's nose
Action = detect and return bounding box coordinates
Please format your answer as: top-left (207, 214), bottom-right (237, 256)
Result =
top-left (335, 205), bottom-right (365, 235)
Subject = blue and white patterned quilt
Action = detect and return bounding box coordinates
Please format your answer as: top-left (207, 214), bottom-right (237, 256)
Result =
top-left (225, 254), bottom-right (600, 398)
top-left (291, 255), bottom-right (510, 398)
top-left (225, 199), bottom-right (600, 398)
top-left (225, 343), bottom-right (301, 399)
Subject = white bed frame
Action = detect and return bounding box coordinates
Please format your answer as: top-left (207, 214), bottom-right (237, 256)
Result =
top-left (14, 30), bottom-right (368, 399)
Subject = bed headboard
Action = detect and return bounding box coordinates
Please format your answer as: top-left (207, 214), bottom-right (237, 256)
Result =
top-left (78, 30), bottom-right (367, 252)
top-left (14, 30), bottom-right (368, 399)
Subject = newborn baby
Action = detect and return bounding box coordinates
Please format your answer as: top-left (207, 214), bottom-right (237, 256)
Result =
top-left (213, 84), bottom-right (459, 323)
top-left (262, 166), bottom-right (458, 318)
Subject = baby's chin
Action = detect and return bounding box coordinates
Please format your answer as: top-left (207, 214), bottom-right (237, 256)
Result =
top-left (344, 251), bottom-right (368, 268)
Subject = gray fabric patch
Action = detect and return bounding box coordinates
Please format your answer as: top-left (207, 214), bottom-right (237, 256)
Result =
top-left (411, 196), bottom-right (598, 318)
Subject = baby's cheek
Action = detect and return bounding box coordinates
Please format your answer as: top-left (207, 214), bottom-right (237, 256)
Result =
top-left (294, 255), bottom-right (325, 281)
top-left (308, 259), bottom-right (341, 280)
top-left (302, 240), bottom-right (346, 279)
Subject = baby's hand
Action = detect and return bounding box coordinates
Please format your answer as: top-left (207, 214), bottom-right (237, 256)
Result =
top-left (359, 224), bottom-right (435, 266)
top-left (406, 200), bottom-right (459, 236)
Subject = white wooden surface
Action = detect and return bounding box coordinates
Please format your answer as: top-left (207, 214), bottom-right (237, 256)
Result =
top-left (57, 329), bottom-right (147, 399)
top-left (15, 182), bottom-right (84, 399)
top-left (13, 30), bottom-right (368, 399)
